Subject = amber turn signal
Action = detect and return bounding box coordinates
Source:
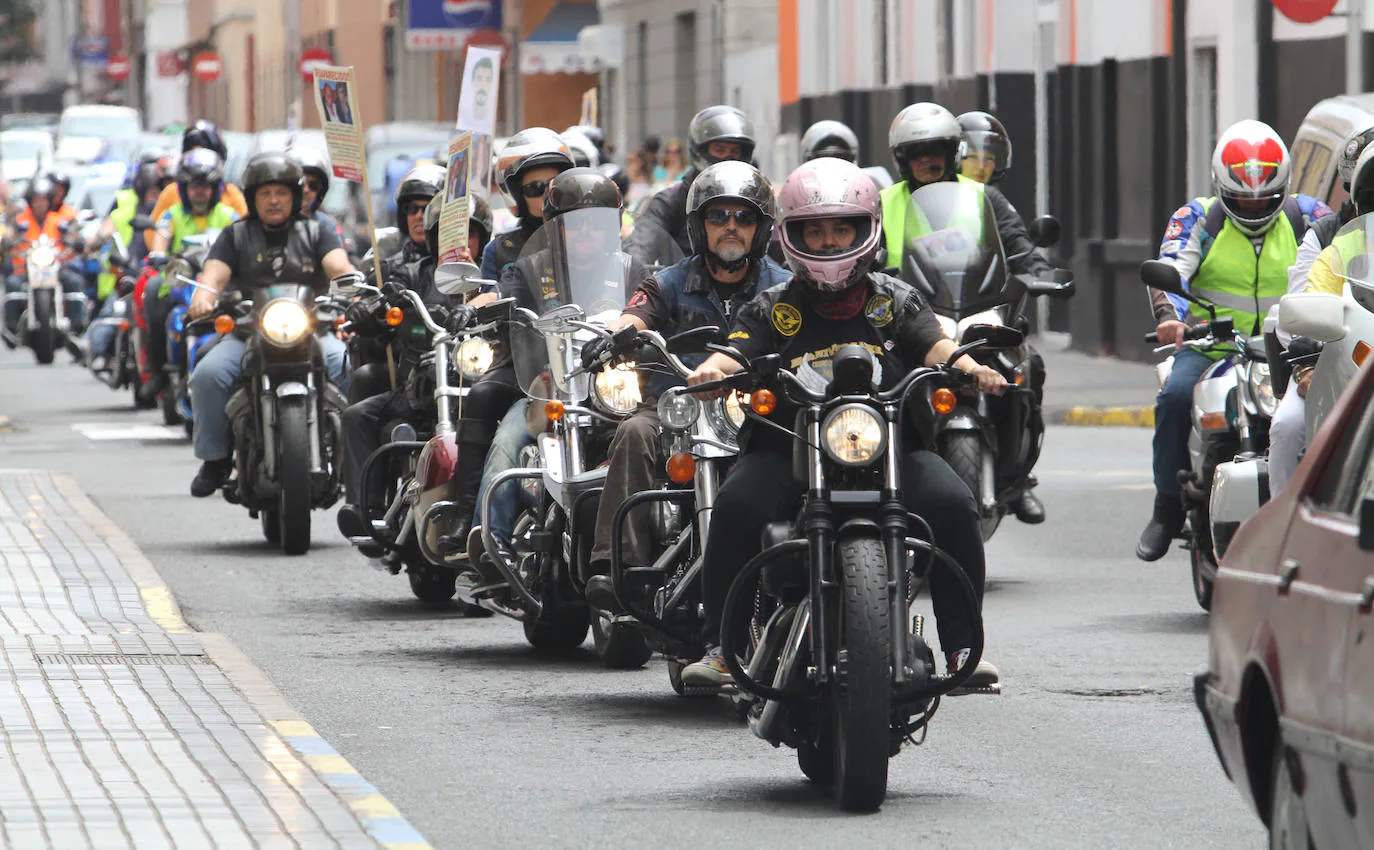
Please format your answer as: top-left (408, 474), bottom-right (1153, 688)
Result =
top-left (334, 315), bottom-right (347, 329)
top-left (213, 315), bottom-right (235, 335)
top-left (544, 400), bottom-right (565, 421)
top-left (385, 306), bottom-right (404, 327)
top-left (666, 452), bottom-right (697, 484)
top-left (931, 388), bottom-right (957, 415)
top-left (749, 388), bottom-right (777, 416)
top-left (1354, 341), bottom-right (1371, 367)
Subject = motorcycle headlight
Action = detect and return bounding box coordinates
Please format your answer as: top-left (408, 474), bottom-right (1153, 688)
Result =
top-left (260, 299), bottom-right (311, 346)
top-left (592, 362), bottom-right (642, 416)
top-left (455, 337), bottom-right (495, 381)
top-left (936, 314), bottom-right (957, 339)
top-left (657, 390), bottom-right (700, 431)
top-left (821, 403), bottom-right (887, 466)
top-left (723, 390), bottom-right (746, 431)
top-left (27, 245), bottom-right (55, 268)
top-left (1248, 361), bottom-right (1277, 417)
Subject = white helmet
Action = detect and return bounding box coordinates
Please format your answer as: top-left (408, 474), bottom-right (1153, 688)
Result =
top-left (888, 102), bottom-right (962, 185)
top-left (1210, 119), bottom-right (1291, 237)
top-left (1349, 142), bottom-right (1374, 217)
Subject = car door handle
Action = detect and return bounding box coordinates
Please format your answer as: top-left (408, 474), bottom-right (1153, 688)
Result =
top-left (1359, 577), bottom-right (1374, 613)
top-left (1279, 559), bottom-right (1299, 592)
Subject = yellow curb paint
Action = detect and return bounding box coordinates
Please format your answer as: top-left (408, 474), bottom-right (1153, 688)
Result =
top-left (347, 793), bottom-right (404, 819)
top-left (139, 587), bottom-right (190, 633)
top-left (1062, 406), bottom-right (1155, 427)
top-left (272, 720), bottom-right (316, 738)
top-left (304, 754), bottom-right (358, 776)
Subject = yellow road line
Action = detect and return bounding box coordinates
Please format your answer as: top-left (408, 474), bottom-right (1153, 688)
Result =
top-left (1060, 406), bottom-right (1155, 427)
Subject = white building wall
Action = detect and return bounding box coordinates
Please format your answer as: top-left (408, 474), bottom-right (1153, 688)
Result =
top-left (143, 0), bottom-right (188, 130)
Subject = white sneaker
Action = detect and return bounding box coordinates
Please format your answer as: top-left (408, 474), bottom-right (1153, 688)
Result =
top-left (946, 648), bottom-right (1000, 687)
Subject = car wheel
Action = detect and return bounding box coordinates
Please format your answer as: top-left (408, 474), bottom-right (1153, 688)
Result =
top-left (1269, 746), bottom-right (1313, 850)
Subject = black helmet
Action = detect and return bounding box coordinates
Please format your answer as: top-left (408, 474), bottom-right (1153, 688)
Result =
top-left (496, 128), bottom-right (575, 221)
top-left (1350, 144), bottom-right (1374, 218)
top-left (290, 148), bottom-right (333, 213)
top-left (241, 152), bottom-right (304, 219)
top-left (956, 111), bottom-right (1012, 183)
top-left (687, 106), bottom-right (756, 172)
top-left (800, 120), bottom-right (859, 163)
top-left (686, 160), bottom-right (775, 269)
top-left (1339, 126), bottom-right (1374, 191)
top-left (47, 170), bottom-right (71, 201)
top-left (393, 163), bottom-right (446, 230)
top-left (596, 162), bottom-right (630, 200)
top-left (423, 198), bottom-right (442, 259)
top-left (25, 176), bottom-right (56, 206)
top-left (132, 159), bottom-right (170, 197)
top-left (183, 120), bottom-right (228, 160)
top-left (542, 167), bottom-right (622, 221)
top-left (176, 148), bottom-right (226, 213)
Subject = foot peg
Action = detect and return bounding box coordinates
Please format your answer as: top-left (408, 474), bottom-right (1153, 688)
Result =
top-left (349, 535), bottom-right (387, 559)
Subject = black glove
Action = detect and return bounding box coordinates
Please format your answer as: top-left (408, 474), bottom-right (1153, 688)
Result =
top-left (145, 251), bottom-right (168, 270)
top-left (580, 335), bottom-right (614, 372)
top-left (345, 297), bottom-right (381, 330)
top-left (445, 304), bottom-right (476, 332)
top-left (1285, 337), bottom-right (1323, 367)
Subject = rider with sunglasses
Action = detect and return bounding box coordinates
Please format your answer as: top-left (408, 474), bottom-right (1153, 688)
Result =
top-left (290, 148), bottom-right (344, 239)
top-left (479, 128), bottom-right (576, 286)
top-left (578, 160), bottom-right (791, 608)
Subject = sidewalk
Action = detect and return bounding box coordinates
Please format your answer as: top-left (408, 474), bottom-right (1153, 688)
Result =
top-left (1035, 335), bottom-right (1159, 427)
top-left (0, 470), bottom-right (430, 850)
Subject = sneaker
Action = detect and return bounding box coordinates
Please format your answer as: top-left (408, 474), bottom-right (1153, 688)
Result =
top-left (89, 354), bottom-right (110, 373)
top-left (681, 646), bottom-right (734, 688)
top-left (945, 648), bottom-right (1000, 688)
top-left (190, 459), bottom-right (232, 498)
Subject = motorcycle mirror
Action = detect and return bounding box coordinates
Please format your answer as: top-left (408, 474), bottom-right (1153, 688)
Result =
top-left (1025, 268), bottom-right (1076, 298)
top-left (1027, 216), bottom-right (1061, 248)
top-left (434, 261), bottom-right (483, 296)
top-left (131, 214), bottom-right (155, 231)
top-left (666, 325), bottom-right (719, 354)
top-left (961, 324), bottom-right (1024, 350)
top-left (330, 271), bottom-right (366, 296)
top-left (1139, 259), bottom-right (1190, 298)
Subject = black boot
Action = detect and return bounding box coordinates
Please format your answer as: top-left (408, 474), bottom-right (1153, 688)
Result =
top-left (1013, 489), bottom-right (1046, 524)
top-left (1136, 493), bottom-right (1185, 561)
top-left (190, 459), bottom-right (233, 498)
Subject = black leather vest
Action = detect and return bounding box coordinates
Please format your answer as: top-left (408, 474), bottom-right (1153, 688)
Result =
top-left (233, 218), bottom-right (327, 293)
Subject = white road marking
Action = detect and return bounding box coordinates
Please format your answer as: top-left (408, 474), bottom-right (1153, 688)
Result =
top-left (72, 423), bottom-right (186, 441)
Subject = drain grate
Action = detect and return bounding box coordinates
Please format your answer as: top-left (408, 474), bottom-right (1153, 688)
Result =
top-left (35, 653), bottom-right (210, 666)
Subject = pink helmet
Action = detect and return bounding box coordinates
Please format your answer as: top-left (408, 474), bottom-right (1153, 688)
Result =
top-left (777, 157), bottom-right (882, 292)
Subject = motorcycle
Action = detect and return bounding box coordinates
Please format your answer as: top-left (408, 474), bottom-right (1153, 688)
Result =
top-left (470, 206), bottom-right (634, 647)
top-left (340, 271), bottom-right (509, 604)
top-left (190, 275), bottom-right (356, 554)
top-left (900, 182), bottom-right (1074, 539)
top-left (86, 232), bottom-right (145, 400)
top-left (162, 230), bottom-right (223, 433)
top-left (1139, 260), bottom-right (1276, 610)
top-left (3, 233), bottom-right (85, 365)
top-left (677, 327), bottom-right (1017, 811)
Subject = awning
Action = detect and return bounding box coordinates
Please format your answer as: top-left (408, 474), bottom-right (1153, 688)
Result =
top-left (520, 2), bottom-right (600, 75)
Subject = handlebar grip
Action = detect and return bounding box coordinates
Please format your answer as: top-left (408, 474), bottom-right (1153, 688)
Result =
top-left (1144, 332), bottom-right (1159, 343)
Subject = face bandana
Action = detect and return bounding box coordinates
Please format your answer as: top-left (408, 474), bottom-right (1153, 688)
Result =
top-left (803, 280), bottom-right (868, 320)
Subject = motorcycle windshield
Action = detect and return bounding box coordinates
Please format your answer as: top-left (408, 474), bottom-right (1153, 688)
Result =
top-left (510, 208), bottom-right (630, 401)
top-left (1329, 214), bottom-right (1374, 315)
top-left (901, 182), bottom-right (1009, 317)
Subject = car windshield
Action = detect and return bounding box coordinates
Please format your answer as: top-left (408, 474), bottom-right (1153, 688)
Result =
top-left (1, 136), bottom-right (46, 161)
top-left (62, 112), bottom-right (139, 138)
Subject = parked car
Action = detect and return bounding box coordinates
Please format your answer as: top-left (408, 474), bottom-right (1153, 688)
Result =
top-left (1290, 93), bottom-right (1374, 211)
top-left (1, 129), bottom-right (54, 187)
top-left (1195, 355), bottom-right (1374, 848)
top-left (364, 122), bottom-right (450, 221)
top-left (0, 112), bottom-right (59, 133)
top-left (56, 105), bottom-right (142, 166)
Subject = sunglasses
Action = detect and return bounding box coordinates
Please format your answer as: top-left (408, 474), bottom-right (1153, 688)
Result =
top-left (521, 179), bottom-right (552, 199)
top-left (404, 201), bottom-right (428, 217)
top-left (306, 179), bottom-right (325, 194)
top-left (704, 208), bottom-right (759, 226)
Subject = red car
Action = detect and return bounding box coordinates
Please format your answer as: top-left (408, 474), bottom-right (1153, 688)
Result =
top-left (1196, 357), bottom-right (1374, 849)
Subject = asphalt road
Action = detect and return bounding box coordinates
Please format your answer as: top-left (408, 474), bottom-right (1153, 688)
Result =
top-left (1, 347), bottom-right (1267, 849)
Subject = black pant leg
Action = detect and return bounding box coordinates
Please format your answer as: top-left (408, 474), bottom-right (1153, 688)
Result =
top-left (451, 365), bottom-right (522, 519)
top-left (901, 450), bottom-right (986, 652)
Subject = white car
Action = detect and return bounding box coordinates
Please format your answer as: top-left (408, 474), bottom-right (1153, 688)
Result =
top-left (56, 105), bottom-right (141, 165)
top-left (1, 129), bottom-right (54, 187)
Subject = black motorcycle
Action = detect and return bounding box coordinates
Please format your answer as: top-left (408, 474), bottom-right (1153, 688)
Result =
top-left (680, 327), bottom-right (1017, 811)
top-left (192, 275), bottom-right (355, 554)
top-left (88, 230), bottom-right (146, 402)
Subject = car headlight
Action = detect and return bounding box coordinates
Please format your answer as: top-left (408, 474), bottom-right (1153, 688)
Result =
top-left (455, 337), bottom-right (495, 381)
top-left (592, 362), bottom-right (641, 415)
top-left (657, 390), bottom-right (700, 431)
top-left (957, 309), bottom-right (1004, 339)
top-left (821, 403), bottom-right (887, 466)
top-left (936, 314), bottom-right (957, 339)
top-left (260, 299), bottom-right (311, 346)
top-left (1248, 360), bottom-right (1277, 417)
top-left (27, 245), bottom-right (55, 268)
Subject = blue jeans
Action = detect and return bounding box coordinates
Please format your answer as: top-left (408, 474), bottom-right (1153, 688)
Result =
top-left (190, 333), bottom-right (349, 461)
top-left (3, 270), bottom-right (87, 332)
top-left (86, 294), bottom-right (120, 359)
top-left (475, 398), bottom-right (537, 542)
top-left (1152, 348), bottom-right (1213, 498)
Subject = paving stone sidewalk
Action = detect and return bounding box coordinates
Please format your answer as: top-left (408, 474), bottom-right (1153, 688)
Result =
top-left (0, 470), bottom-right (430, 850)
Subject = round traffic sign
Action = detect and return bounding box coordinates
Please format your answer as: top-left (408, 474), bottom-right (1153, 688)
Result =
top-left (299, 47), bottom-right (333, 84)
top-left (191, 50), bottom-right (223, 82)
top-left (106, 52), bottom-right (132, 81)
top-left (1272, 0), bottom-right (1339, 23)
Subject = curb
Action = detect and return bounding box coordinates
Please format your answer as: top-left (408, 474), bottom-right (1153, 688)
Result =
top-left (52, 472), bottom-right (434, 850)
top-left (1052, 406), bottom-right (1155, 428)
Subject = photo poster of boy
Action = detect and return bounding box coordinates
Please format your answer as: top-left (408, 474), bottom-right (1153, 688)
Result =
top-left (437, 131), bottom-right (473, 266)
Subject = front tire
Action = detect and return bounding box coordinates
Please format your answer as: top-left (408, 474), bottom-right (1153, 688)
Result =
top-left (277, 398), bottom-right (313, 555)
top-left (523, 606), bottom-right (590, 650)
top-left (160, 385), bottom-right (180, 426)
top-left (408, 567), bottom-right (458, 604)
top-left (591, 610), bottom-right (653, 669)
top-left (942, 431), bottom-right (999, 541)
top-left (1189, 509), bottom-right (1215, 611)
top-left (30, 290), bottom-right (55, 365)
top-left (832, 536), bottom-right (891, 812)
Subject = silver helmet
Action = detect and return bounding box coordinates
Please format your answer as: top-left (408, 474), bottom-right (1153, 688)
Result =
top-left (687, 106), bottom-right (757, 172)
top-left (801, 120), bottom-right (859, 163)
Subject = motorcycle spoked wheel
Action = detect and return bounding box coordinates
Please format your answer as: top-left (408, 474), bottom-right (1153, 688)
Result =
top-left (29, 291), bottom-right (56, 365)
top-left (276, 397), bottom-right (313, 555)
top-left (941, 431), bottom-right (1001, 541)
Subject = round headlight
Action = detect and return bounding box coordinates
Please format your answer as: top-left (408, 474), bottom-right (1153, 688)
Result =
top-left (723, 390), bottom-right (747, 430)
top-left (455, 337), bottom-right (495, 380)
top-left (822, 404), bottom-right (887, 466)
top-left (260, 299), bottom-right (311, 346)
top-left (1248, 361), bottom-right (1277, 417)
top-left (657, 390), bottom-right (700, 430)
top-left (28, 245), bottom-right (55, 268)
top-left (593, 362), bottom-right (642, 415)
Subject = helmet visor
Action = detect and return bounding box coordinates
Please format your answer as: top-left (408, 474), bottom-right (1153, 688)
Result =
top-left (1219, 189), bottom-right (1284, 230)
top-left (960, 132), bottom-right (1010, 175)
top-left (783, 215), bottom-right (875, 259)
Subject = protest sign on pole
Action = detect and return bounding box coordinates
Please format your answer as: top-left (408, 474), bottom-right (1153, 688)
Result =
top-left (580, 88), bottom-right (598, 127)
top-left (456, 46), bottom-right (503, 214)
top-left (437, 132), bottom-right (473, 268)
top-left (311, 64), bottom-right (386, 293)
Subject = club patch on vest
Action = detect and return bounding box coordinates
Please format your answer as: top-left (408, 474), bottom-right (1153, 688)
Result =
top-left (865, 294), bottom-right (894, 327)
top-left (771, 302), bottom-right (802, 337)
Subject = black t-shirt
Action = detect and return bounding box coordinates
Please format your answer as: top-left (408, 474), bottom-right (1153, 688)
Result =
top-left (207, 219), bottom-right (342, 284)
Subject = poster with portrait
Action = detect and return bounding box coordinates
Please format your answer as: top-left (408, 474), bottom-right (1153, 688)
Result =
top-left (311, 64), bottom-right (365, 182)
top-left (437, 131), bottom-right (472, 266)
top-left (456, 47), bottom-right (502, 210)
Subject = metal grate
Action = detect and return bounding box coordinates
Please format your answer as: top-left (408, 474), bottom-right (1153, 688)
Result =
top-left (34, 653), bottom-right (211, 666)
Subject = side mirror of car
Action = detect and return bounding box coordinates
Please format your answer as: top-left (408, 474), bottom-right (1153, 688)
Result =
top-left (1360, 495), bottom-right (1374, 552)
top-left (1278, 292), bottom-right (1347, 344)
top-left (1027, 216), bottom-right (1061, 248)
top-left (666, 325), bottom-right (719, 354)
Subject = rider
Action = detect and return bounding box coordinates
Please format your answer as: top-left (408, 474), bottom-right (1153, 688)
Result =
top-left (1136, 119), bottom-right (1331, 560)
top-left (481, 129), bottom-right (575, 284)
top-left (680, 157), bottom-right (1006, 688)
top-left (3, 177), bottom-right (85, 339)
top-left (800, 120), bottom-right (860, 162)
top-left (560, 130), bottom-right (600, 168)
top-left (185, 153), bottom-right (357, 497)
top-left (140, 148), bottom-right (241, 400)
top-left (291, 147), bottom-right (343, 236)
top-left (579, 160), bottom-right (791, 605)
top-left (146, 121), bottom-right (248, 243)
top-left (622, 106), bottom-right (757, 267)
top-left (86, 157), bottom-right (172, 372)
top-left (882, 102), bottom-right (1053, 523)
top-left (956, 111), bottom-right (1012, 185)
top-left (565, 125), bottom-right (610, 163)
top-left (47, 171), bottom-right (77, 219)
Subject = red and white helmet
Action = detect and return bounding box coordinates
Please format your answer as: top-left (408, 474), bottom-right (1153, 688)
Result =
top-left (1211, 119), bottom-right (1291, 237)
top-left (777, 158), bottom-right (882, 292)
